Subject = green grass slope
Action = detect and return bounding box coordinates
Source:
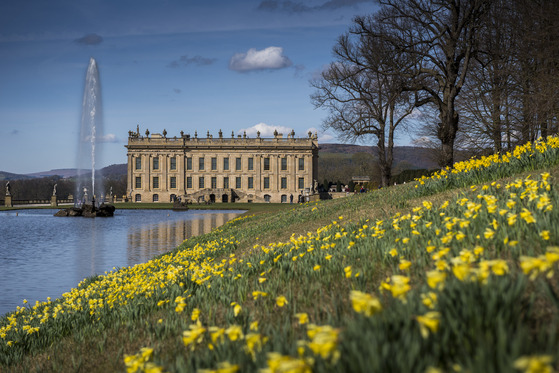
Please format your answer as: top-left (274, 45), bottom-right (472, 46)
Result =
top-left (2, 137), bottom-right (559, 373)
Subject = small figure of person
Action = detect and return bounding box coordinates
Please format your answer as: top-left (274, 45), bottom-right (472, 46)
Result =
top-left (53, 184), bottom-right (57, 196)
top-left (5, 181), bottom-right (11, 196)
top-left (290, 194), bottom-right (293, 204)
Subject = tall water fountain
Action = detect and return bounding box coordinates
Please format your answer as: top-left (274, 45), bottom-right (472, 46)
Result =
top-left (55, 57), bottom-right (114, 217)
top-left (77, 57), bottom-right (104, 204)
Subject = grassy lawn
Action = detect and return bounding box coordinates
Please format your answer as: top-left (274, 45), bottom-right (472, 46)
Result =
top-left (2, 137), bottom-right (559, 372)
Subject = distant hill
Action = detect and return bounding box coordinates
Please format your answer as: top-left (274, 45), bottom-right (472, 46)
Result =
top-left (0, 171), bottom-right (34, 181)
top-left (0, 164), bottom-right (128, 181)
top-left (25, 169), bottom-right (89, 179)
top-left (320, 143), bottom-right (440, 170)
top-left (101, 164), bottom-right (127, 177)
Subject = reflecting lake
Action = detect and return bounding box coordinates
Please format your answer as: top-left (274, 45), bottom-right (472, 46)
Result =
top-left (0, 209), bottom-right (244, 316)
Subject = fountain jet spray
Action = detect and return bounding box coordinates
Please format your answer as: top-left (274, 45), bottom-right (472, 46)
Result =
top-left (76, 57), bottom-right (104, 204)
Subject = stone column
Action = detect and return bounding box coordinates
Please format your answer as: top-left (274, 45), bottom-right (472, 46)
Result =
top-left (256, 154), bottom-right (261, 191)
top-left (51, 195), bottom-right (58, 207)
top-left (305, 154), bottom-right (311, 190)
top-left (127, 153), bottom-right (133, 197)
top-left (272, 154), bottom-right (279, 192)
top-left (148, 154), bottom-right (152, 192)
top-left (162, 154), bottom-right (168, 191)
top-left (179, 153), bottom-right (186, 197)
top-left (292, 155), bottom-right (298, 192)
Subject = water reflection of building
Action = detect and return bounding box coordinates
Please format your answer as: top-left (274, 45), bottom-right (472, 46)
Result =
top-left (127, 212), bottom-right (240, 265)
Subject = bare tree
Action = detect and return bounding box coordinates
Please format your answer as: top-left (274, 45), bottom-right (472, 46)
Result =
top-left (369, 0), bottom-right (490, 167)
top-left (311, 16), bottom-right (415, 187)
top-left (457, 0), bottom-right (517, 153)
top-left (512, 0), bottom-right (559, 143)
top-left (455, 0), bottom-right (559, 151)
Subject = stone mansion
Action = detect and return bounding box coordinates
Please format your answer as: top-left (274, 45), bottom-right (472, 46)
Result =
top-left (126, 127), bottom-right (319, 203)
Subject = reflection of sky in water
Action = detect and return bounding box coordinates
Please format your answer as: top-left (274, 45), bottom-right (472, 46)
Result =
top-left (0, 209), bottom-right (243, 316)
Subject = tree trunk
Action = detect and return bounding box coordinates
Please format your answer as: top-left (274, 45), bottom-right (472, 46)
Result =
top-left (376, 131), bottom-right (392, 188)
top-left (491, 81), bottom-right (503, 153)
top-left (437, 109), bottom-right (459, 167)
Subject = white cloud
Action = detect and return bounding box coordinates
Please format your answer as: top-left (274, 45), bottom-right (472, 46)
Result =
top-left (238, 122), bottom-right (293, 137)
top-left (411, 136), bottom-right (433, 147)
top-left (236, 123), bottom-right (334, 142)
top-left (99, 133), bottom-right (118, 143)
top-left (408, 108), bottom-right (427, 120)
top-left (229, 46), bottom-right (292, 72)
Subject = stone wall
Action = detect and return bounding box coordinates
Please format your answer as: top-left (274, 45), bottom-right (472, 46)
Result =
top-left (125, 129), bottom-right (319, 203)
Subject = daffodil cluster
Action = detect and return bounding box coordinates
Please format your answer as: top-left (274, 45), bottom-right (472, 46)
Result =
top-left (415, 135), bottom-right (559, 195)
top-left (2, 140), bottom-right (559, 372)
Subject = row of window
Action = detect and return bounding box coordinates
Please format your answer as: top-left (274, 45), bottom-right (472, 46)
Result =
top-left (134, 156), bottom-right (305, 172)
top-left (134, 193), bottom-right (298, 203)
top-left (134, 176), bottom-right (306, 190)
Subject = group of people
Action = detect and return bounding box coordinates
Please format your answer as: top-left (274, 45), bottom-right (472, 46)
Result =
top-left (289, 193), bottom-right (307, 204)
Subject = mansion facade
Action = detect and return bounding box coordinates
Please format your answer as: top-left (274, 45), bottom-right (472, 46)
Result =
top-left (126, 128), bottom-right (318, 203)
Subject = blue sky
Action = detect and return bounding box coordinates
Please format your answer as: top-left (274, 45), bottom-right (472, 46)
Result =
top-left (0, 0), bottom-right (383, 174)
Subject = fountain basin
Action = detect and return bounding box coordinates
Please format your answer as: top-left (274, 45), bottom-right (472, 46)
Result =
top-left (54, 203), bottom-right (115, 217)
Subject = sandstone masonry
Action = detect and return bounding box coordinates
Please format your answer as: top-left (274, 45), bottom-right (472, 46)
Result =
top-left (126, 128), bottom-right (318, 203)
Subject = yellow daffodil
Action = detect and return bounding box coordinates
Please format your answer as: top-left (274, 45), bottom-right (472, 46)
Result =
top-left (513, 354), bottom-right (554, 373)
top-left (250, 321), bottom-right (259, 331)
top-left (520, 208), bottom-right (536, 224)
top-left (182, 323), bottom-right (206, 350)
top-left (262, 352), bottom-right (312, 373)
top-left (244, 333), bottom-right (268, 360)
top-left (175, 296), bottom-right (187, 313)
top-left (198, 361), bottom-right (240, 373)
top-left (380, 275), bottom-right (411, 301)
top-left (295, 313), bottom-right (309, 325)
top-left (349, 290), bottom-right (382, 317)
top-left (231, 302), bottom-right (242, 317)
top-left (306, 324), bottom-right (340, 362)
top-left (191, 308), bottom-right (200, 322)
top-left (225, 325), bottom-right (244, 341)
top-left (519, 256), bottom-right (552, 280)
top-left (252, 291), bottom-right (268, 300)
top-left (426, 270), bottom-right (446, 290)
top-left (484, 228), bottom-right (496, 239)
top-left (416, 312), bottom-right (440, 339)
top-left (276, 296), bottom-right (288, 307)
top-left (399, 259), bottom-right (412, 271)
top-left (421, 292), bottom-right (437, 309)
